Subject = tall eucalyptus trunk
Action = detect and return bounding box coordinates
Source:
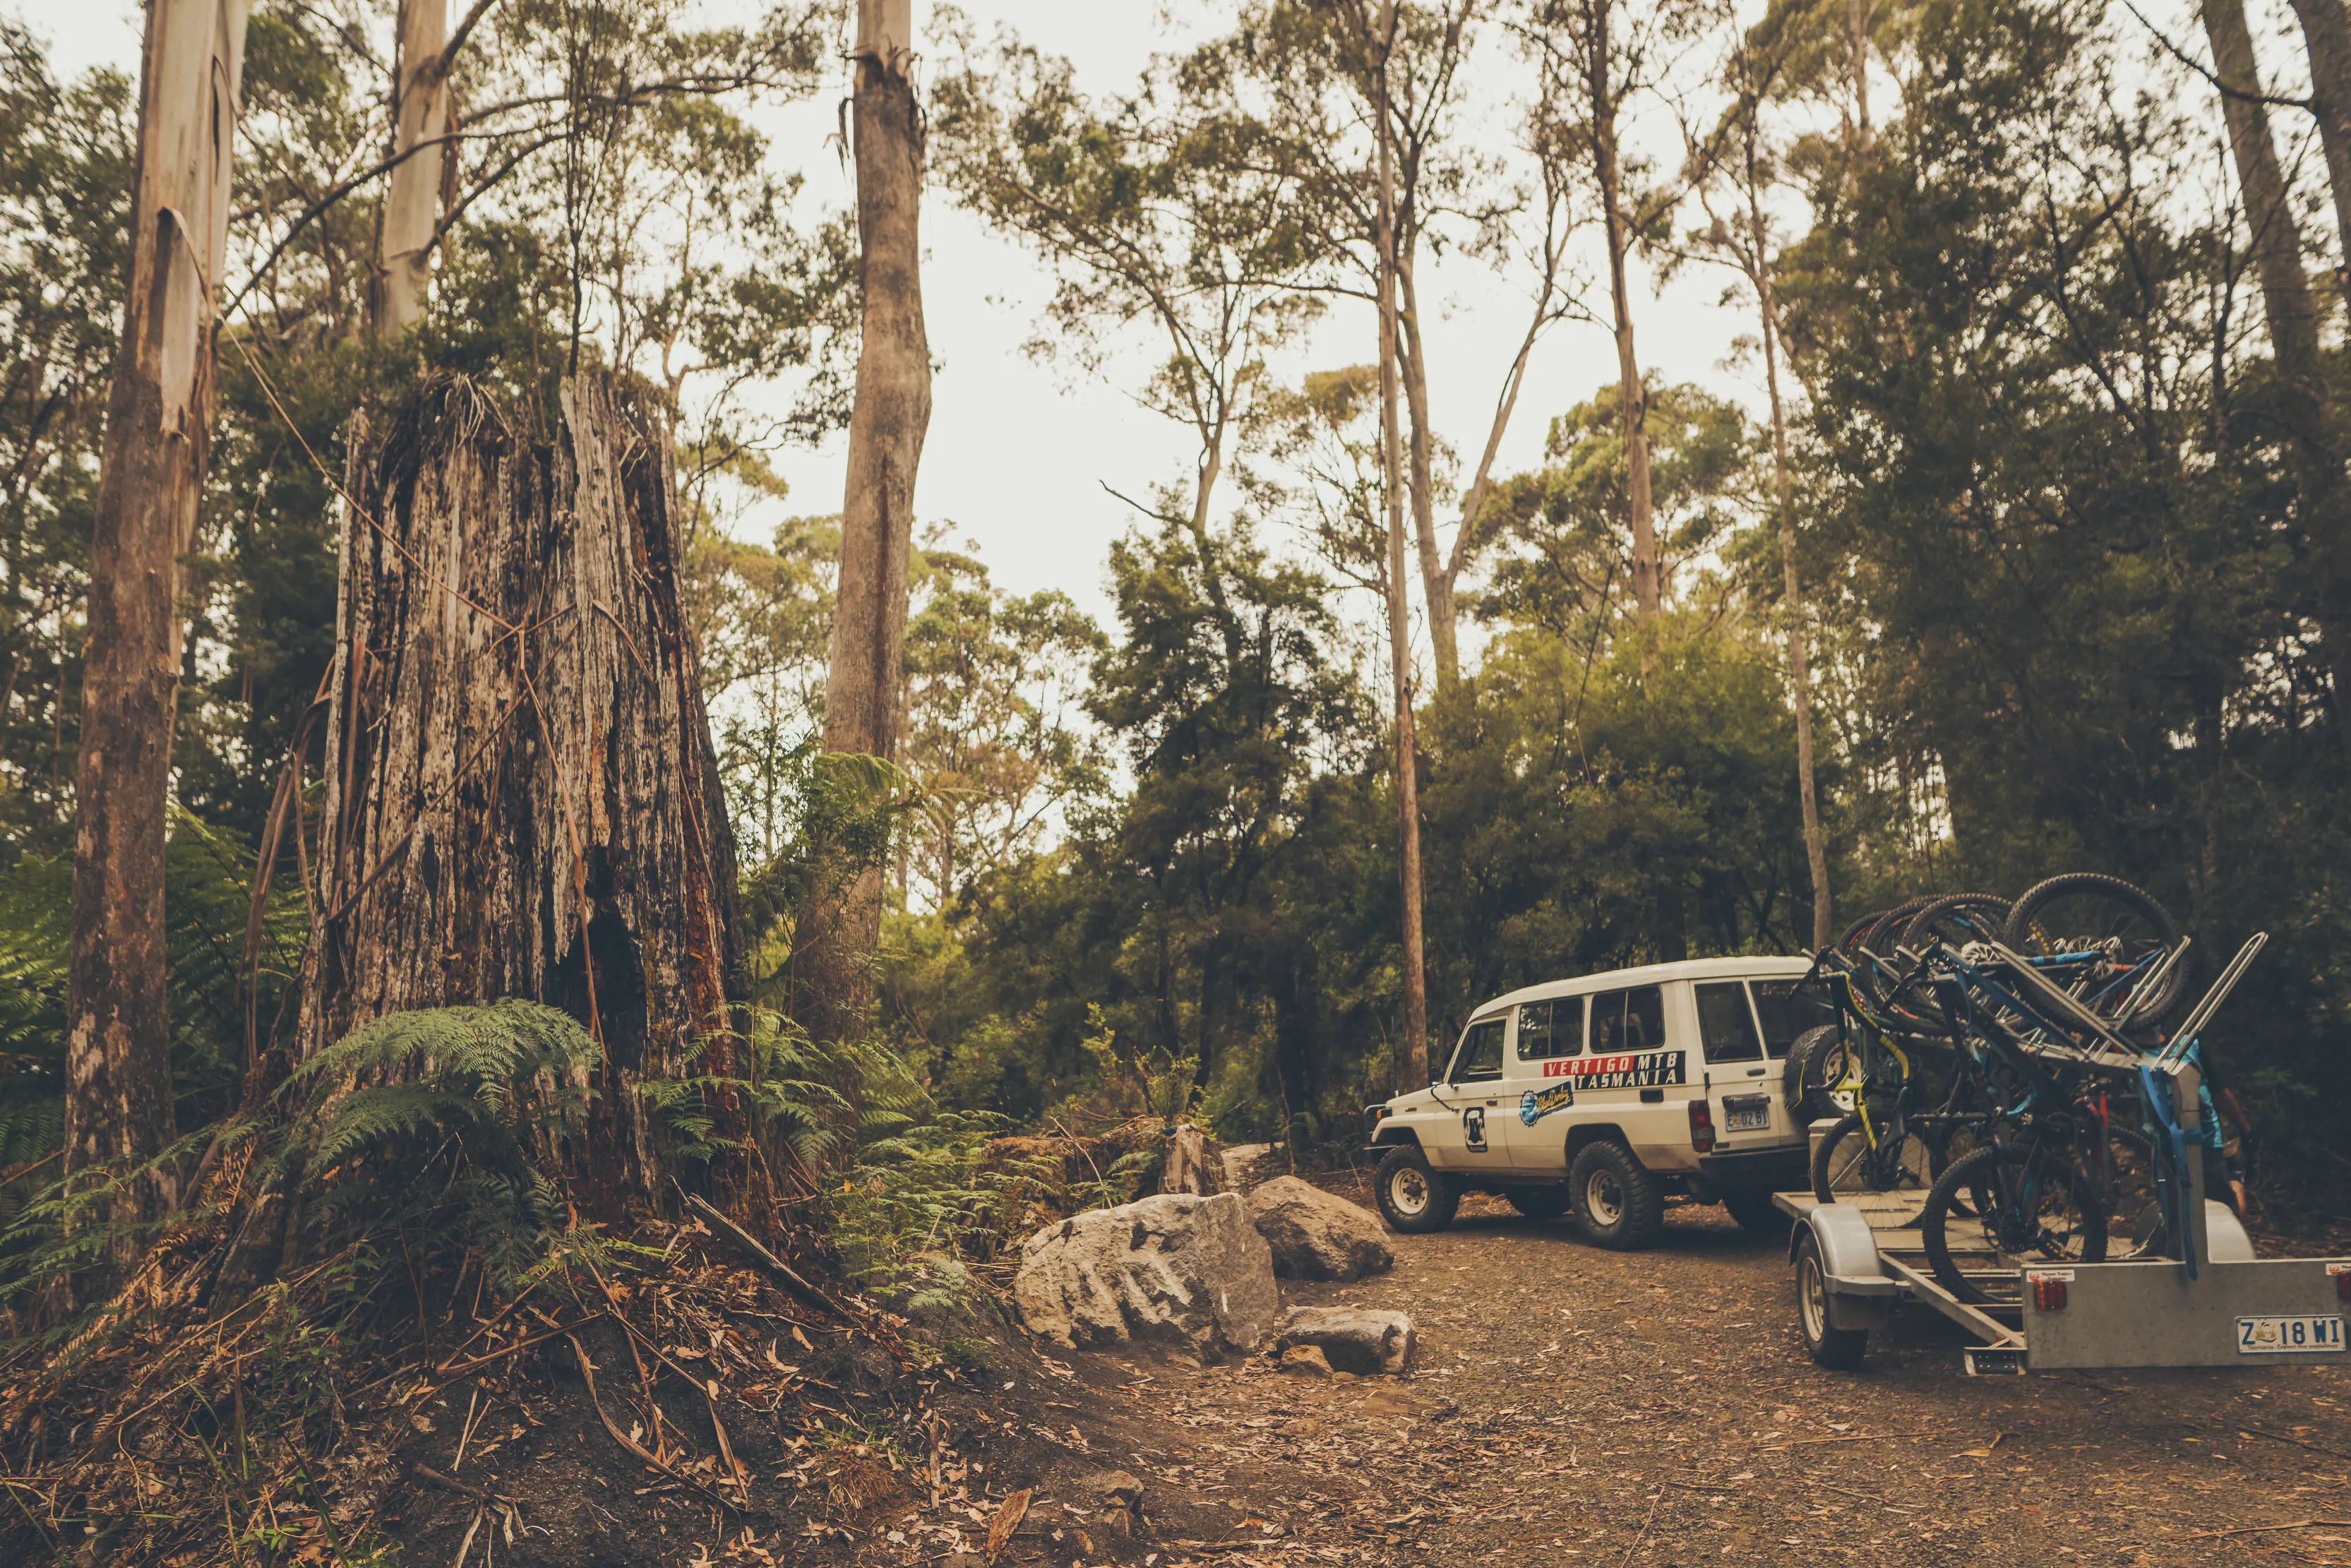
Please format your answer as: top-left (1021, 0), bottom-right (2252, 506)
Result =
top-left (372, 0), bottom-right (451, 336)
top-left (798, 0), bottom-right (932, 1143)
top-left (1372, 4), bottom-right (1431, 1094)
top-left (66, 0), bottom-right (249, 1228)
top-left (2287, 0), bottom-right (2351, 329)
top-left (1584, 0), bottom-right (1660, 623)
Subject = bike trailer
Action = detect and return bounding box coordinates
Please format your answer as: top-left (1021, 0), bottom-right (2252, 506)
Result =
top-left (1778, 1096), bottom-right (2351, 1374)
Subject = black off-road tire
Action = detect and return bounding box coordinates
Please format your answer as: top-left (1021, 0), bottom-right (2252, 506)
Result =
top-left (1569, 1140), bottom-right (1665, 1250)
top-left (1504, 1184), bottom-right (1573, 1221)
top-left (1795, 1231), bottom-right (1870, 1369)
top-left (1783, 1024), bottom-right (1854, 1122)
top-left (1372, 1144), bottom-right (1460, 1234)
top-left (1723, 1189), bottom-right (1788, 1235)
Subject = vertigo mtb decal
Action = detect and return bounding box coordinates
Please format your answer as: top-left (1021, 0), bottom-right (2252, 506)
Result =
top-left (1538, 1049), bottom-right (1688, 1089)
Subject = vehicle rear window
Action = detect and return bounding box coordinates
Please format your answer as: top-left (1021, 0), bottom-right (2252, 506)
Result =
top-left (1449, 1017), bottom-right (1507, 1084)
top-left (1516, 997), bottom-right (1583, 1060)
top-left (1695, 981), bottom-right (1764, 1063)
top-left (1589, 986), bottom-right (1665, 1055)
top-left (1752, 979), bottom-right (1833, 1059)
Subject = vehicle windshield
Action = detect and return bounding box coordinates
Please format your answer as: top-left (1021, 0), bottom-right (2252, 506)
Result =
top-left (1448, 1017), bottom-right (1507, 1083)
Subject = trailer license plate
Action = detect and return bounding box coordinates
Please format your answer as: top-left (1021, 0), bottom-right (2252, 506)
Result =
top-left (2236, 1315), bottom-right (2346, 1354)
top-left (1723, 1096), bottom-right (1771, 1132)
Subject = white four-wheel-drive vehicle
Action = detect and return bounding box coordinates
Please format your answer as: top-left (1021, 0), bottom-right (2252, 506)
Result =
top-left (1364, 957), bottom-right (1829, 1247)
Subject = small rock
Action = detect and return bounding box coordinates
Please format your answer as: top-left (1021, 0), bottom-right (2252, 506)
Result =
top-left (1082, 1469), bottom-right (1145, 1534)
top-left (1280, 1343), bottom-right (1334, 1377)
top-left (1271, 1305), bottom-right (1415, 1375)
top-left (1012, 1192), bottom-right (1279, 1357)
top-left (1245, 1175), bottom-right (1394, 1281)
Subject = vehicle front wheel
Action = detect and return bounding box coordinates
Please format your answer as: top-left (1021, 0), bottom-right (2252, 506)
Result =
top-left (1504, 1184), bottom-right (1573, 1221)
top-left (1795, 1231), bottom-right (1869, 1369)
top-left (1723, 1189), bottom-right (1788, 1235)
top-left (1373, 1144), bottom-right (1461, 1234)
top-left (1569, 1141), bottom-right (1664, 1250)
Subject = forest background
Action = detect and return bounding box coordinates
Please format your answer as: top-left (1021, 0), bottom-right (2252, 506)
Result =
top-left (8, 0), bottom-right (2351, 1275)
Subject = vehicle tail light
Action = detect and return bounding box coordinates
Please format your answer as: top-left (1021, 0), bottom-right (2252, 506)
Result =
top-left (1687, 1100), bottom-right (1716, 1154)
top-left (2031, 1276), bottom-right (2069, 1312)
top-left (2334, 1267), bottom-right (2351, 1305)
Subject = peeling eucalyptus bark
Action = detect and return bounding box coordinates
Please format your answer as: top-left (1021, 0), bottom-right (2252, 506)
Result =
top-left (66, 0), bottom-right (250, 1227)
top-left (300, 373), bottom-right (760, 1214)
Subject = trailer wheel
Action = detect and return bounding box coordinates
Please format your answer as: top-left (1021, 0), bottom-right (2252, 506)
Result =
top-left (1795, 1231), bottom-right (1869, 1369)
top-left (1373, 1145), bottom-right (1460, 1234)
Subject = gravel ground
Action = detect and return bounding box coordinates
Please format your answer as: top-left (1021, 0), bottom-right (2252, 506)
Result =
top-left (1049, 1183), bottom-right (2351, 1568)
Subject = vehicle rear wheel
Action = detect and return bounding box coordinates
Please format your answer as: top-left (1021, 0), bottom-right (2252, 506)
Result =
top-left (1569, 1141), bottom-right (1664, 1250)
top-left (1504, 1184), bottom-right (1572, 1221)
top-left (1795, 1231), bottom-right (1870, 1369)
top-left (1372, 1144), bottom-right (1460, 1234)
top-left (1723, 1189), bottom-right (1788, 1235)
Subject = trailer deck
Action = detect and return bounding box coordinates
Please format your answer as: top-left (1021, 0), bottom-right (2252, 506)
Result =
top-left (1777, 1180), bottom-right (2351, 1373)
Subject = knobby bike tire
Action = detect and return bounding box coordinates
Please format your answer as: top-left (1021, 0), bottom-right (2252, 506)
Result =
top-left (1900, 893), bottom-right (2015, 954)
top-left (1920, 1142), bottom-right (2109, 1305)
top-left (2002, 872), bottom-right (2188, 1028)
top-left (1809, 1112), bottom-right (1938, 1205)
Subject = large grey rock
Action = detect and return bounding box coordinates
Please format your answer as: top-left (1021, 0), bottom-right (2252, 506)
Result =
top-left (1245, 1175), bottom-right (1394, 1281)
top-left (1271, 1305), bottom-right (1416, 1375)
top-left (1012, 1192), bottom-right (1279, 1358)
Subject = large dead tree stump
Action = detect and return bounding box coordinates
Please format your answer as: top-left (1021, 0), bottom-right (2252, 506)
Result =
top-left (300, 373), bottom-right (757, 1211)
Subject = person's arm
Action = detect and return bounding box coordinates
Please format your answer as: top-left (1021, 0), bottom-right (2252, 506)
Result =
top-left (2215, 1084), bottom-right (2251, 1138)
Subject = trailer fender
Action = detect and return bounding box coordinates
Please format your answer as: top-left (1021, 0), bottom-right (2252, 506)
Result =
top-left (2204, 1201), bottom-right (2254, 1263)
top-left (1790, 1203), bottom-right (1895, 1331)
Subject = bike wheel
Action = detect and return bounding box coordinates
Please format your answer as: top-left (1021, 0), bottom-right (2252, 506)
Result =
top-left (2002, 873), bottom-right (2187, 1029)
top-left (1858, 896), bottom-right (1935, 954)
top-left (1901, 893), bottom-right (2015, 954)
top-left (1811, 1113), bottom-right (1937, 1206)
top-left (1920, 1142), bottom-right (2109, 1305)
top-left (2092, 1120), bottom-right (2165, 1260)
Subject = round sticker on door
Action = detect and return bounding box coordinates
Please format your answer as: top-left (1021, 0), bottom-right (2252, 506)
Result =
top-left (1519, 1082), bottom-right (1574, 1125)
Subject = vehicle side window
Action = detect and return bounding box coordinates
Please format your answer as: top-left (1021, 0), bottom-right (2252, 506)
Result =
top-left (1752, 980), bottom-right (1833, 1060)
top-left (1695, 981), bottom-right (1764, 1063)
top-left (1590, 986), bottom-right (1665, 1055)
top-left (1515, 997), bottom-right (1583, 1060)
top-left (1448, 1017), bottom-right (1507, 1084)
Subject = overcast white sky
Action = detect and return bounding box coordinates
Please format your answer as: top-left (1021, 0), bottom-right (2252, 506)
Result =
top-left (24, 0), bottom-right (2268, 640)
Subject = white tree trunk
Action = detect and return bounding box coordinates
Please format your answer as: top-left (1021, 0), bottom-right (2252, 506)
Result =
top-left (374, 0), bottom-right (452, 336)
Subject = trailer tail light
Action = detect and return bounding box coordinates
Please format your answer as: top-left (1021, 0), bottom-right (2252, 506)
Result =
top-left (2333, 1264), bottom-right (2351, 1305)
top-left (1687, 1100), bottom-right (1716, 1154)
top-left (2030, 1275), bottom-right (2069, 1312)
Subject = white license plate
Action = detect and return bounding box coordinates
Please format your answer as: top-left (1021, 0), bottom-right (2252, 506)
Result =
top-left (2236, 1315), bottom-right (2346, 1354)
top-left (1723, 1099), bottom-right (1771, 1132)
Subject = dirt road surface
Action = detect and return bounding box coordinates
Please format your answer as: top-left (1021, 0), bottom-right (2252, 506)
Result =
top-left (1017, 1186), bottom-right (2351, 1568)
